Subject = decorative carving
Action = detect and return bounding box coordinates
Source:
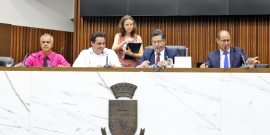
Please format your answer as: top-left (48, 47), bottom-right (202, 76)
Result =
top-left (139, 128), bottom-right (145, 135)
top-left (109, 100), bottom-right (137, 135)
top-left (101, 127), bottom-right (107, 135)
top-left (110, 83), bottom-right (137, 99)
top-left (102, 82), bottom-right (145, 135)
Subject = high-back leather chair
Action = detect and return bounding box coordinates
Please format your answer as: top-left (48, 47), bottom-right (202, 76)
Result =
top-left (256, 64), bottom-right (269, 68)
top-left (145, 45), bottom-right (188, 56)
top-left (0, 56), bottom-right (12, 66)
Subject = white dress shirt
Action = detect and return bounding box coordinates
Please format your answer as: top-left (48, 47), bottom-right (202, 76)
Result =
top-left (220, 48), bottom-right (231, 68)
top-left (73, 47), bottom-right (122, 67)
top-left (155, 49), bottom-right (165, 63)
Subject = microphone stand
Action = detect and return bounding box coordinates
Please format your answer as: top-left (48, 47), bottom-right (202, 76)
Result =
top-left (224, 47), bottom-right (248, 69)
top-left (48, 47), bottom-right (64, 67)
top-left (21, 53), bottom-right (29, 67)
top-left (237, 52), bottom-right (249, 69)
top-left (103, 51), bottom-right (111, 68)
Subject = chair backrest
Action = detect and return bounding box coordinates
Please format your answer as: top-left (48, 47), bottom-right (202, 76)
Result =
top-left (0, 56), bottom-right (12, 66)
top-left (145, 45), bottom-right (188, 56)
top-left (256, 64), bottom-right (269, 68)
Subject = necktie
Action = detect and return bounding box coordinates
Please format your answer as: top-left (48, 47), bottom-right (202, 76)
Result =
top-left (157, 53), bottom-right (161, 63)
top-left (43, 56), bottom-right (48, 67)
top-left (224, 52), bottom-right (228, 68)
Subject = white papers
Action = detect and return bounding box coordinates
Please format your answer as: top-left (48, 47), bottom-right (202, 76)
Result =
top-left (174, 56), bottom-right (192, 68)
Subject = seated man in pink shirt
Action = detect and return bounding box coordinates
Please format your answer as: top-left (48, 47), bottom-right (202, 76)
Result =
top-left (14, 33), bottom-right (71, 67)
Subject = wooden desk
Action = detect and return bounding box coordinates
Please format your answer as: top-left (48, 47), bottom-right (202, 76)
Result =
top-left (0, 67), bottom-right (270, 73)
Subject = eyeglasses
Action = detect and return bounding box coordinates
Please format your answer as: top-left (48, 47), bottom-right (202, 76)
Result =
top-left (151, 40), bottom-right (164, 44)
top-left (124, 24), bottom-right (133, 27)
top-left (220, 39), bottom-right (231, 43)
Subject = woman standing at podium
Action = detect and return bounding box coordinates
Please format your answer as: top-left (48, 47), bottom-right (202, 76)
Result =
top-left (112, 15), bottom-right (143, 67)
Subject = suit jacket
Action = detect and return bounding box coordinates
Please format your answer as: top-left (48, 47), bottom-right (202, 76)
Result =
top-left (205, 47), bottom-right (249, 68)
top-left (136, 47), bottom-right (179, 67)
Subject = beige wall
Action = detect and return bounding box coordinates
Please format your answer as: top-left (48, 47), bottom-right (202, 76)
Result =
top-left (0, 0), bottom-right (74, 32)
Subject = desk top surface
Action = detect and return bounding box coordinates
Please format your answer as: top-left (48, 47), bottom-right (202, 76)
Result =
top-left (0, 67), bottom-right (270, 73)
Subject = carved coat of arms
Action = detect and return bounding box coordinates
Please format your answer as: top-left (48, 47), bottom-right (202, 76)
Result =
top-left (101, 83), bottom-right (145, 135)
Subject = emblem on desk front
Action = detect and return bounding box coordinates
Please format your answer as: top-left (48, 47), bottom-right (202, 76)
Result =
top-left (101, 83), bottom-right (145, 135)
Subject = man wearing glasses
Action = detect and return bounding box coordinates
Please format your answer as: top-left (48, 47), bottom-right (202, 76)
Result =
top-left (136, 29), bottom-right (179, 68)
top-left (200, 30), bottom-right (260, 68)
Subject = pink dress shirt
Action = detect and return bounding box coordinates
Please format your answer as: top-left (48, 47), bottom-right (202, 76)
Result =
top-left (20, 51), bottom-right (71, 67)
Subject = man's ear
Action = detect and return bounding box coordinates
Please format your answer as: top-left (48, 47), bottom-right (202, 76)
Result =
top-left (216, 38), bottom-right (219, 44)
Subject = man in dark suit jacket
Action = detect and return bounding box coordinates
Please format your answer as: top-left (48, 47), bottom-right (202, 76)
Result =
top-left (201, 30), bottom-right (260, 68)
top-left (136, 29), bottom-right (179, 67)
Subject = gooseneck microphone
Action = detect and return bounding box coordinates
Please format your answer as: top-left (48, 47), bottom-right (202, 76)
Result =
top-left (20, 54), bottom-right (41, 67)
top-left (48, 47), bottom-right (64, 67)
top-left (155, 46), bottom-right (163, 68)
top-left (21, 53), bottom-right (29, 67)
top-left (103, 51), bottom-right (111, 68)
top-left (224, 47), bottom-right (248, 68)
top-left (30, 55), bottom-right (41, 58)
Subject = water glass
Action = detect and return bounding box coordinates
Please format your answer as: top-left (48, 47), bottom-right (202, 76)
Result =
top-left (5, 58), bottom-right (14, 67)
top-left (84, 57), bottom-right (91, 67)
top-left (167, 58), bottom-right (173, 68)
top-left (247, 58), bottom-right (254, 68)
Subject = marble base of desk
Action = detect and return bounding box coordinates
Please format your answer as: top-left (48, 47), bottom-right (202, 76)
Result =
top-left (0, 72), bottom-right (269, 135)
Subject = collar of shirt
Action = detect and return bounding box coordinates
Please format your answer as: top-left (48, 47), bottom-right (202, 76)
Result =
top-left (89, 47), bottom-right (106, 55)
top-left (220, 48), bottom-right (230, 56)
top-left (219, 48), bottom-right (231, 68)
top-left (89, 47), bottom-right (96, 54)
top-left (37, 51), bottom-right (54, 60)
top-left (155, 48), bottom-right (165, 61)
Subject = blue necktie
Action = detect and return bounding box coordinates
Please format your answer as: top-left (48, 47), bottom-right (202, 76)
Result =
top-left (224, 52), bottom-right (228, 68)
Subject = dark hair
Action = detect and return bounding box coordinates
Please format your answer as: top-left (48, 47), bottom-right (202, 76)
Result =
top-left (90, 31), bottom-right (106, 43)
top-left (150, 29), bottom-right (166, 40)
top-left (118, 15), bottom-right (137, 37)
top-left (217, 30), bottom-right (230, 40)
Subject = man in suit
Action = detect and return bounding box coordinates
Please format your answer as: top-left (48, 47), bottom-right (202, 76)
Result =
top-left (200, 30), bottom-right (260, 68)
top-left (136, 29), bottom-right (179, 68)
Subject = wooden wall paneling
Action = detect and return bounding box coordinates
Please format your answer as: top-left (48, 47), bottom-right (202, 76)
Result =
top-left (10, 26), bottom-right (14, 57)
top-left (73, 15), bottom-right (270, 67)
top-left (15, 26), bottom-right (21, 60)
top-left (0, 23), bottom-right (12, 57)
top-left (10, 25), bottom-right (73, 64)
top-left (87, 17), bottom-right (90, 49)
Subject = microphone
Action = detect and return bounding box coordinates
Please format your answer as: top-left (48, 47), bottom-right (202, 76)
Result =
top-left (103, 51), bottom-right (111, 68)
top-left (155, 46), bottom-right (163, 68)
top-left (48, 47), bottom-right (64, 67)
top-left (21, 53), bottom-right (29, 67)
top-left (224, 47), bottom-right (248, 68)
top-left (30, 55), bottom-right (41, 58)
top-left (20, 54), bottom-right (41, 67)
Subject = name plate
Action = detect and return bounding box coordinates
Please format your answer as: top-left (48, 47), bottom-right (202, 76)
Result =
top-left (174, 56), bottom-right (192, 68)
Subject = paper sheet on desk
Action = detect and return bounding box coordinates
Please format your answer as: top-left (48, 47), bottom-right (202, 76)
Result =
top-left (122, 41), bottom-right (142, 59)
top-left (174, 56), bottom-right (192, 68)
